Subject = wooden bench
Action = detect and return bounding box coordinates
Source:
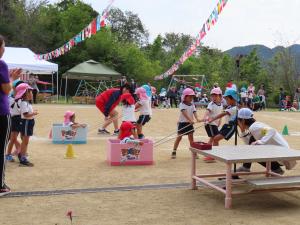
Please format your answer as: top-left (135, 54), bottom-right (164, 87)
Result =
top-left (247, 176), bottom-right (300, 188)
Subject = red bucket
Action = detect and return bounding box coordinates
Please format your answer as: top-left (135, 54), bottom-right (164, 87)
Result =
top-left (191, 142), bottom-right (212, 150)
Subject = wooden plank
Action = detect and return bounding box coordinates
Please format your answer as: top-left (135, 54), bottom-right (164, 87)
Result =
top-left (248, 176), bottom-right (300, 188)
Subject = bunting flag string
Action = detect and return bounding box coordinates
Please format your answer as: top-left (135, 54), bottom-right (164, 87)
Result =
top-left (35, 0), bottom-right (115, 60)
top-left (154, 0), bottom-right (229, 80)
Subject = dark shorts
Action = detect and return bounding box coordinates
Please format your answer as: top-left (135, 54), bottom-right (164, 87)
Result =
top-left (20, 119), bottom-right (35, 136)
top-left (241, 97), bottom-right (248, 104)
top-left (137, 115), bottom-right (151, 125)
top-left (178, 122), bottom-right (194, 135)
top-left (219, 122), bottom-right (235, 140)
top-left (205, 124), bottom-right (219, 137)
top-left (11, 115), bottom-right (22, 132)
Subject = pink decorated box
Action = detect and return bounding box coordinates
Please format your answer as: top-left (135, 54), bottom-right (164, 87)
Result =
top-left (107, 139), bottom-right (154, 166)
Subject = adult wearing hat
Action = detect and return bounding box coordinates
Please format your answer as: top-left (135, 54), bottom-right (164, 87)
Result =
top-left (96, 83), bottom-right (132, 135)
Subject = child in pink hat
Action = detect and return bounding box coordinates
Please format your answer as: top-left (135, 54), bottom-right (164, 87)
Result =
top-left (63, 111), bottom-right (86, 128)
top-left (62, 111), bottom-right (86, 139)
top-left (172, 88), bottom-right (201, 159)
top-left (15, 83), bottom-right (38, 167)
top-left (135, 87), bottom-right (152, 139)
top-left (202, 87), bottom-right (223, 162)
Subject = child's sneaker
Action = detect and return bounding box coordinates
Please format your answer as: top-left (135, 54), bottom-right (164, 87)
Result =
top-left (19, 156), bottom-right (34, 167)
top-left (272, 167), bottom-right (285, 175)
top-left (236, 166), bottom-right (250, 173)
top-left (98, 129), bottom-right (110, 134)
top-left (5, 154), bottom-right (15, 162)
top-left (203, 156), bottom-right (215, 163)
top-left (138, 134), bottom-right (145, 139)
top-left (171, 151), bottom-right (176, 159)
top-left (113, 129), bottom-right (120, 136)
top-left (0, 184), bottom-right (11, 196)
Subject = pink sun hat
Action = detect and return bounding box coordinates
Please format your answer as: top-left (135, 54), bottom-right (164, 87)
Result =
top-left (15, 83), bottom-right (33, 100)
top-left (181, 88), bottom-right (195, 102)
top-left (135, 87), bottom-right (148, 100)
top-left (64, 111), bottom-right (75, 124)
top-left (210, 87), bottom-right (222, 95)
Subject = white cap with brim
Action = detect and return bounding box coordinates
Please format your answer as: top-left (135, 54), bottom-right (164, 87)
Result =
top-left (238, 108), bottom-right (253, 119)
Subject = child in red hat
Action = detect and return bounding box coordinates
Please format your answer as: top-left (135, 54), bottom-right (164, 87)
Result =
top-left (118, 121), bottom-right (143, 145)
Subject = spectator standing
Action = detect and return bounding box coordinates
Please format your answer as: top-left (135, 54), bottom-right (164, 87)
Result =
top-left (294, 87), bottom-right (300, 111)
top-left (247, 83), bottom-right (255, 108)
top-left (257, 84), bottom-right (266, 110)
top-left (27, 74), bottom-right (39, 104)
top-left (279, 88), bottom-right (286, 110)
top-left (167, 87), bottom-right (178, 108)
top-left (130, 79), bottom-right (137, 92)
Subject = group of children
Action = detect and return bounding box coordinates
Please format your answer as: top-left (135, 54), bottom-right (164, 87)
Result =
top-left (6, 81), bottom-right (37, 166)
top-left (116, 85), bottom-right (152, 144)
top-left (169, 86), bottom-right (295, 174)
top-left (171, 87), bottom-right (238, 161)
top-left (6, 79), bottom-right (293, 176)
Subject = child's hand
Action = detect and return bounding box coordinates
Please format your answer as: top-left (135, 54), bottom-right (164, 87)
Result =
top-left (33, 110), bottom-right (38, 116)
top-left (139, 141), bottom-right (144, 146)
top-left (208, 117), bottom-right (214, 123)
top-left (196, 118), bottom-right (204, 123)
top-left (251, 140), bottom-right (264, 145)
top-left (81, 124), bottom-right (87, 128)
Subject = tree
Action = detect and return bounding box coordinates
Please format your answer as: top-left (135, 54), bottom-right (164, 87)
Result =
top-left (162, 33), bottom-right (193, 57)
top-left (108, 7), bottom-right (149, 46)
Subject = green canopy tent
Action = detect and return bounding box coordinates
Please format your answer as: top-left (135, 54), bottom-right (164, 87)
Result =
top-left (62, 60), bottom-right (122, 100)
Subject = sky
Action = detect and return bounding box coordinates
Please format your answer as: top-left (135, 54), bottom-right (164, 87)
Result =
top-left (49, 0), bottom-right (300, 51)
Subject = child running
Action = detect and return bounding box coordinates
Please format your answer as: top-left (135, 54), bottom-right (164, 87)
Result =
top-left (6, 80), bottom-right (24, 162)
top-left (203, 87), bottom-right (223, 162)
top-left (207, 89), bottom-right (238, 155)
top-left (15, 83), bottom-right (38, 167)
top-left (236, 108), bottom-right (296, 174)
top-left (171, 88), bottom-right (201, 159)
top-left (135, 87), bottom-right (152, 139)
top-left (120, 93), bottom-right (136, 123)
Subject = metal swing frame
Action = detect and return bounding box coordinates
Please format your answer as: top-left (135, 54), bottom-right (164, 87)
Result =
top-left (167, 75), bottom-right (208, 92)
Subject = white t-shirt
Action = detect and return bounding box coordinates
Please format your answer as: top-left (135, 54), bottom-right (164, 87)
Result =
top-left (137, 99), bottom-right (151, 116)
top-left (248, 86), bottom-right (255, 99)
top-left (63, 121), bottom-right (74, 127)
top-left (231, 84), bottom-right (237, 91)
top-left (240, 91), bottom-right (247, 98)
top-left (249, 122), bottom-right (289, 147)
top-left (122, 105), bottom-right (136, 122)
top-left (120, 137), bottom-right (140, 145)
top-left (224, 105), bottom-right (237, 124)
top-left (148, 98), bottom-right (153, 116)
top-left (207, 102), bottom-right (223, 126)
top-left (20, 101), bottom-right (34, 119)
top-left (240, 121), bottom-right (296, 170)
top-left (178, 102), bottom-right (196, 123)
top-left (9, 97), bottom-right (21, 116)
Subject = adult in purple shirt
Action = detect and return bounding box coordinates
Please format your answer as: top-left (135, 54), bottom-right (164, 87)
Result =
top-left (0, 35), bottom-right (12, 195)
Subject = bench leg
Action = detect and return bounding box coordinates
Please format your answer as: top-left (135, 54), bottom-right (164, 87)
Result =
top-left (191, 151), bottom-right (197, 190)
top-left (266, 161), bottom-right (271, 177)
top-left (225, 163), bottom-right (232, 209)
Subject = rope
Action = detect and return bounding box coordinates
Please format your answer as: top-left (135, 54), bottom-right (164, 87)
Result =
top-left (153, 122), bottom-right (197, 145)
top-left (154, 123), bottom-right (205, 147)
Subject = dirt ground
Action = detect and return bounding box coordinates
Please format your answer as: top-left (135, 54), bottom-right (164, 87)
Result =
top-left (1, 104), bottom-right (300, 225)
